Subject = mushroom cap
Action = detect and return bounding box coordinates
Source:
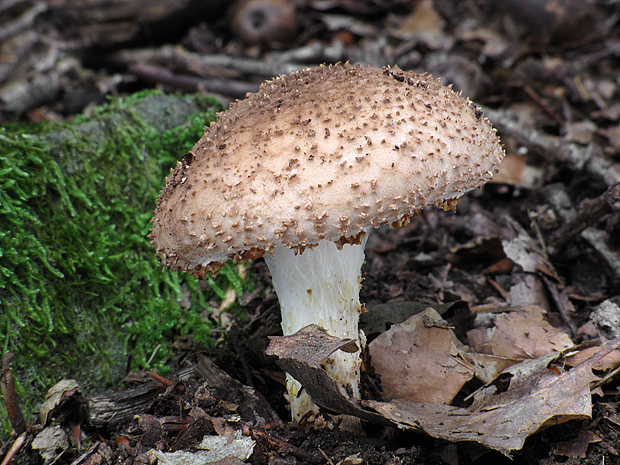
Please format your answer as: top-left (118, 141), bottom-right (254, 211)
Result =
top-left (150, 63), bottom-right (505, 278)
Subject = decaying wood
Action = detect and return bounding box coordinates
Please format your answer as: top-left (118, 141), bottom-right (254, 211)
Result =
top-left (88, 367), bottom-right (194, 429)
top-left (548, 183), bottom-right (620, 254)
top-left (194, 355), bottom-right (284, 429)
top-left (542, 183), bottom-right (620, 282)
top-left (44, 0), bottom-right (226, 47)
top-left (121, 47), bottom-right (304, 76)
top-left (87, 354), bottom-right (285, 431)
top-left (87, 353), bottom-right (285, 432)
top-left (0, 0), bottom-right (229, 117)
top-left (87, 383), bottom-right (162, 429)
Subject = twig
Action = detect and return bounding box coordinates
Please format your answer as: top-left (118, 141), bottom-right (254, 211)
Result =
top-left (0, 1), bottom-right (47, 42)
top-left (522, 85), bottom-right (565, 126)
top-left (108, 47), bottom-right (240, 80)
top-left (541, 276), bottom-right (578, 336)
top-left (541, 183), bottom-right (620, 282)
top-left (146, 371), bottom-right (173, 387)
top-left (186, 52), bottom-right (301, 77)
top-left (69, 441), bottom-right (100, 465)
top-left (146, 344), bottom-right (161, 366)
top-left (591, 364), bottom-right (620, 391)
top-left (318, 447), bottom-right (335, 465)
top-left (128, 63), bottom-right (258, 100)
top-left (481, 106), bottom-right (620, 187)
top-left (0, 432), bottom-right (27, 465)
top-left (241, 424), bottom-right (321, 463)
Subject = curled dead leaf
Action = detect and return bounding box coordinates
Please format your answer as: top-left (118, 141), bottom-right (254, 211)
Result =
top-left (266, 324), bottom-right (387, 424)
top-left (39, 379), bottom-right (80, 425)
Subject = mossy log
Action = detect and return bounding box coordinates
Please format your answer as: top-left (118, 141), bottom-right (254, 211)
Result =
top-left (0, 91), bottom-right (243, 438)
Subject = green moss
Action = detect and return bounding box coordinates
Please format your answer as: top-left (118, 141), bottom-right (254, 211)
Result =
top-left (0, 91), bottom-right (250, 439)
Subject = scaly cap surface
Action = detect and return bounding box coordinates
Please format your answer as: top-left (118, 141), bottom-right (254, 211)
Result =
top-left (150, 63), bottom-right (505, 277)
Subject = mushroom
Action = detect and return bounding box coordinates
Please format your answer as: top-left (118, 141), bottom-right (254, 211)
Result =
top-left (150, 63), bottom-right (505, 429)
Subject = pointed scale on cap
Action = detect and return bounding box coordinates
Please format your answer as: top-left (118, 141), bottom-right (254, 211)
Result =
top-left (150, 63), bottom-right (505, 278)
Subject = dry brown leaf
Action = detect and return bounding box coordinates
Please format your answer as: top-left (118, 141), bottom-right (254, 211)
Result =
top-left (368, 308), bottom-right (475, 403)
top-left (365, 340), bottom-right (620, 455)
top-left (266, 325), bottom-right (620, 455)
top-left (455, 27), bottom-right (510, 57)
top-left (467, 305), bottom-right (573, 362)
top-left (465, 352), bottom-right (520, 384)
top-left (360, 300), bottom-right (471, 338)
top-left (565, 344), bottom-right (620, 371)
top-left (551, 430), bottom-right (601, 458)
top-left (492, 154), bottom-right (544, 188)
top-left (391, 0), bottom-right (453, 49)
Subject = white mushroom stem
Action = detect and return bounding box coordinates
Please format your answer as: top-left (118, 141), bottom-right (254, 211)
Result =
top-left (263, 231), bottom-right (370, 428)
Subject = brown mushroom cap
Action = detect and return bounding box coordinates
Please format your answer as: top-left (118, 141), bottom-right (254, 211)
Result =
top-left (150, 63), bottom-right (505, 278)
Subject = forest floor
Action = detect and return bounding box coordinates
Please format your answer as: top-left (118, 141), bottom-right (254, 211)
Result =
top-left (2, 0), bottom-right (620, 464)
